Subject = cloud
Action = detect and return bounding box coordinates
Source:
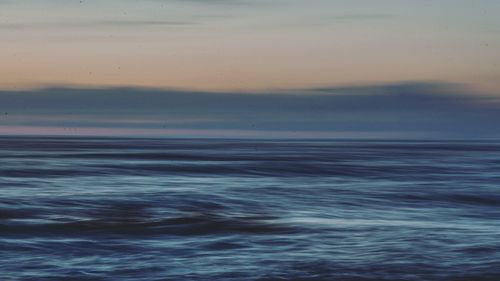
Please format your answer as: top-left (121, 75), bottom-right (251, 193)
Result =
top-left (0, 82), bottom-right (499, 138)
top-left (283, 12), bottom-right (395, 29)
top-left (79, 20), bottom-right (195, 27)
top-left (327, 13), bottom-right (394, 21)
top-left (159, 0), bottom-right (251, 5)
top-left (0, 20), bottom-right (195, 30)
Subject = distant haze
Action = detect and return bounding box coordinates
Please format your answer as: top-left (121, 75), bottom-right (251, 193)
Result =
top-left (1, 83), bottom-right (499, 138)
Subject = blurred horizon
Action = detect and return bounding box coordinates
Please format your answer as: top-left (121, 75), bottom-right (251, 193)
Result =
top-left (1, 81), bottom-right (499, 139)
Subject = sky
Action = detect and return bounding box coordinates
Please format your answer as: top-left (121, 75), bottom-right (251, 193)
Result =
top-left (1, 0), bottom-right (499, 92)
top-left (0, 0), bottom-right (499, 138)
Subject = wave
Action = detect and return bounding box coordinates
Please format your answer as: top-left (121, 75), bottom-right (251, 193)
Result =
top-left (0, 161), bottom-right (470, 178)
top-left (0, 213), bottom-right (299, 237)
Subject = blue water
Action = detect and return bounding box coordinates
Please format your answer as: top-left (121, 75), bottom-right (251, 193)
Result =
top-left (1, 137), bottom-right (500, 281)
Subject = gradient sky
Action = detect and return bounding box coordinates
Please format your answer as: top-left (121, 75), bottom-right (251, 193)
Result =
top-left (1, 1), bottom-right (499, 138)
top-left (1, 0), bottom-right (499, 92)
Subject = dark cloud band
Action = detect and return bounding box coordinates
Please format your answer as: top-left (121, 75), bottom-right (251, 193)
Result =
top-left (1, 82), bottom-right (499, 138)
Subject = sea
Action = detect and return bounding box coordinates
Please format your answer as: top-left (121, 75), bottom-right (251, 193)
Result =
top-left (1, 137), bottom-right (499, 281)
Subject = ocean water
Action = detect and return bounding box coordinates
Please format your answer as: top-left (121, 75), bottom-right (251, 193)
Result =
top-left (1, 137), bottom-right (499, 281)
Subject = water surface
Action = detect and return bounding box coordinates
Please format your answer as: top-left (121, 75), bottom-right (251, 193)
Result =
top-left (1, 137), bottom-right (499, 280)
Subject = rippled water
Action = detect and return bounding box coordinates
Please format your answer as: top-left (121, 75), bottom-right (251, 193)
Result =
top-left (1, 137), bottom-right (500, 281)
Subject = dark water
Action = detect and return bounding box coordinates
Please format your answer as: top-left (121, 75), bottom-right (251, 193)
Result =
top-left (1, 137), bottom-right (500, 281)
